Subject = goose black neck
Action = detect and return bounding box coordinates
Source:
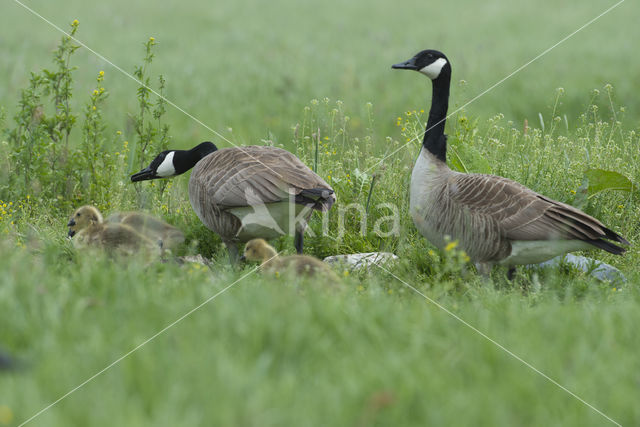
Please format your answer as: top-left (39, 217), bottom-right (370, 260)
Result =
top-left (174, 142), bottom-right (217, 174)
top-left (423, 74), bottom-right (450, 162)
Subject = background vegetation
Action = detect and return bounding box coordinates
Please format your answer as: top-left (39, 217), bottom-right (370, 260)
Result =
top-left (1, 0), bottom-right (639, 425)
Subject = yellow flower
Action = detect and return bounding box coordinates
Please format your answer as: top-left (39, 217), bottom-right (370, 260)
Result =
top-left (149, 36), bottom-right (155, 42)
top-left (343, 270), bottom-right (349, 277)
top-left (428, 249), bottom-right (435, 256)
top-left (618, 204), bottom-right (624, 209)
top-left (116, 130), bottom-right (122, 135)
top-left (92, 106), bottom-right (96, 111)
top-left (357, 285), bottom-right (364, 292)
top-left (444, 241), bottom-right (458, 252)
top-left (72, 19), bottom-right (79, 26)
top-left (570, 190), bottom-right (576, 194)
top-left (93, 89), bottom-right (99, 95)
top-left (99, 70), bottom-right (104, 77)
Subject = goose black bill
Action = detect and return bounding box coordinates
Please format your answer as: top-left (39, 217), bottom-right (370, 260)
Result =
top-left (131, 167), bottom-right (157, 182)
top-left (392, 58), bottom-right (418, 70)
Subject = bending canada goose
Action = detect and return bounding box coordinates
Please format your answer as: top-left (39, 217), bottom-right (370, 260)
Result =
top-left (392, 49), bottom-right (629, 275)
top-left (67, 206), bottom-right (161, 254)
top-left (131, 142), bottom-right (336, 263)
top-left (241, 238), bottom-right (338, 278)
top-left (68, 206), bottom-right (184, 250)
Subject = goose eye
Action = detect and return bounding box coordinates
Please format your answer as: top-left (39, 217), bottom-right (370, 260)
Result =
top-left (76, 213), bottom-right (81, 217)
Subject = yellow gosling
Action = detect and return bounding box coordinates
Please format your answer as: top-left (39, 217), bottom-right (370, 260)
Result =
top-left (242, 238), bottom-right (338, 279)
top-left (67, 206), bottom-right (160, 255)
top-left (68, 205), bottom-right (184, 251)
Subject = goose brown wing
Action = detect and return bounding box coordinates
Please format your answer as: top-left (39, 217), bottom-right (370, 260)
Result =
top-left (448, 173), bottom-right (627, 246)
top-left (190, 146), bottom-right (334, 210)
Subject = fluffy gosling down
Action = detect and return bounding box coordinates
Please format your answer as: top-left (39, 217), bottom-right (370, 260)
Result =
top-left (67, 206), bottom-right (163, 254)
top-left (241, 238), bottom-right (338, 279)
top-left (104, 210), bottom-right (185, 250)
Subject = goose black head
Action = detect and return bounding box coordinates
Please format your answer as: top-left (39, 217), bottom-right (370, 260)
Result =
top-left (392, 49), bottom-right (450, 80)
top-left (131, 141), bottom-right (218, 182)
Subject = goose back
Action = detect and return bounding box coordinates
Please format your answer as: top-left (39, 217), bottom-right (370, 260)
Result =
top-left (188, 146), bottom-right (335, 243)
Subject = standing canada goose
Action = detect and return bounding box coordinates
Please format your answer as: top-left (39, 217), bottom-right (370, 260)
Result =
top-left (392, 49), bottom-right (629, 275)
top-left (68, 206), bottom-right (184, 250)
top-left (67, 206), bottom-right (161, 254)
top-left (241, 238), bottom-right (338, 279)
top-left (131, 142), bottom-right (336, 263)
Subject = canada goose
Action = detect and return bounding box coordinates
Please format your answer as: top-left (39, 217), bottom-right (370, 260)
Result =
top-left (67, 206), bottom-right (161, 254)
top-left (241, 238), bottom-right (338, 278)
top-left (131, 142), bottom-right (336, 263)
top-left (392, 49), bottom-right (629, 275)
top-left (67, 206), bottom-right (184, 250)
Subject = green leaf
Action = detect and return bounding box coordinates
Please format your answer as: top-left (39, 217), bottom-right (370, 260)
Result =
top-left (584, 169), bottom-right (634, 198)
top-left (448, 145), bottom-right (468, 173)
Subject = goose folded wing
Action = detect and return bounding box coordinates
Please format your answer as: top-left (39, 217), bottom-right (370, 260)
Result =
top-left (193, 146), bottom-right (333, 209)
top-left (448, 174), bottom-right (626, 243)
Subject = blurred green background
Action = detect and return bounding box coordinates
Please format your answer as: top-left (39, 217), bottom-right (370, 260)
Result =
top-left (2, 0), bottom-right (638, 148)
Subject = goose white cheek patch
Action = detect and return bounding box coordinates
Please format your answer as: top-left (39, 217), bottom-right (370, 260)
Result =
top-left (419, 58), bottom-right (447, 79)
top-left (156, 151), bottom-right (176, 177)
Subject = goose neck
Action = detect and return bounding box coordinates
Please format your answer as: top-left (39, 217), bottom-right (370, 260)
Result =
top-left (423, 75), bottom-right (450, 163)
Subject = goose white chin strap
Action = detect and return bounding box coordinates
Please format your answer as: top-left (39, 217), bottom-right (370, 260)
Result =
top-left (156, 151), bottom-right (176, 177)
top-left (419, 58), bottom-right (448, 79)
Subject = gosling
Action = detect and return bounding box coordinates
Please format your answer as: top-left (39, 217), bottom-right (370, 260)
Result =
top-left (67, 205), bottom-right (161, 254)
top-left (241, 238), bottom-right (337, 279)
top-left (68, 205), bottom-right (184, 251)
top-left (105, 210), bottom-right (184, 250)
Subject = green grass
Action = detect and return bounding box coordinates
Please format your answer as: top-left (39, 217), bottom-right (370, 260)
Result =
top-left (2, 0), bottom-right (640, 426)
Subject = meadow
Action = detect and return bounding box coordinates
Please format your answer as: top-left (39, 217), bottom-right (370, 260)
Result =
top-left (1, 0), bottom-right (640, 425)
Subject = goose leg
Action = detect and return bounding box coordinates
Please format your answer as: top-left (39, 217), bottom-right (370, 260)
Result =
top-left (475, 262), bottom-right (492, 277)
top-left (294, 229), bottom-right (304, 254)
top-left (225, 242), bottom-right (239, 265)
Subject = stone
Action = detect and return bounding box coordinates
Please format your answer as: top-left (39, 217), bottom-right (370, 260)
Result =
top-left (533, 254), bottom-right (625, 282)
top-left (323, 252), bottom-right (398, 271)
